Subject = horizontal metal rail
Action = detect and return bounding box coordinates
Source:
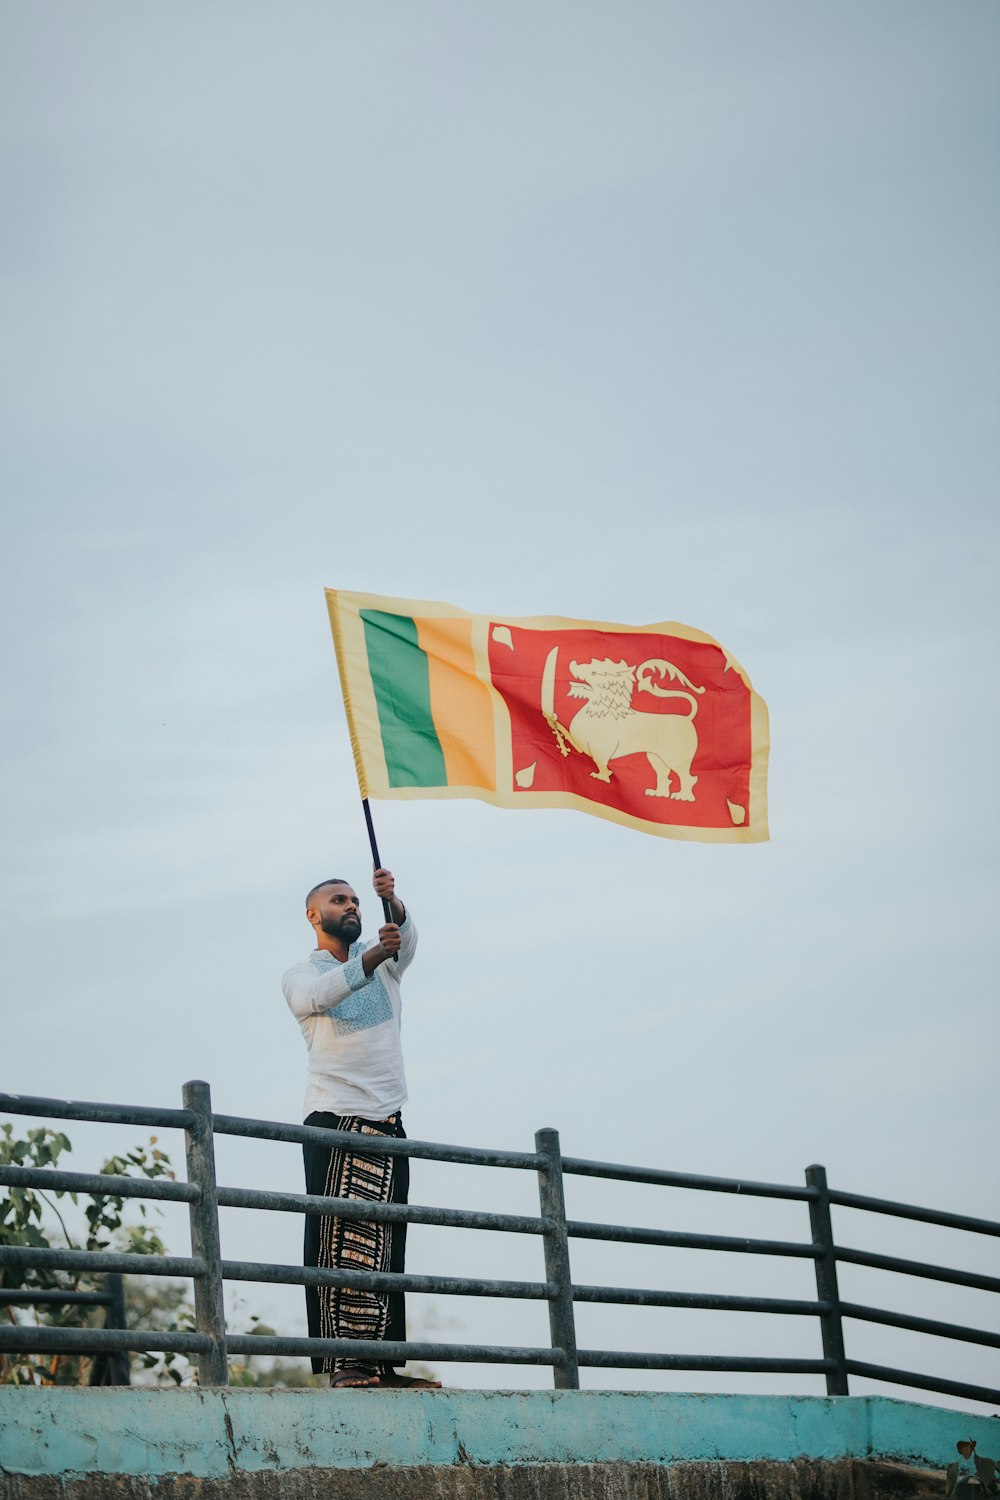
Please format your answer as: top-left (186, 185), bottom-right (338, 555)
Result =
top-left (566, 1218), bottom-right (820, 1258)
top-left (829, 1189), bottom-right (1000, 1238)
top-left (577, 1351), bottom-right (834, 1374)
top-left (835, 1244), bottom-right (1000, 1293)
top-left (0, 1245), bottom-right (204, 1279)
top-left (213, 1112), bottom-right (544, 1171)
top-left (572, 1285), bottom-right (827, 1316)
top-left (222, 1335), bottom-right (565, 1365)
top-left (0, 1325), bottom-right (562, 1368)
top-left (0, 1092), bottom-right (192, 1132)
top-left (0, 1164), bottom-right (198, 1204)
top-left (841, 1301), bottom-right (1000, 1348)
top-left (562, 1157), bottom-right (816, 1202)
top-left (0, 1289), bottom-right (111, 1307)
top-left (0, 1326), bottom-right (211, 1356)
top-left (220, 1258), bottom-right (554, 1300)
top-left (215, 1182), bottom-right (550, 1235)
top-left (845, 1359), bottom-right (1000, 1407)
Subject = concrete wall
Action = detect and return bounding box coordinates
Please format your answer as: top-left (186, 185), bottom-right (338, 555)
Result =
top-left (1, 1391), bottom-right (992, 1499)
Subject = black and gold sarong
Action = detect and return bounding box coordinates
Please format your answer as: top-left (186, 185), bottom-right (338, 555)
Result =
top-left (302, 1110), bottom-right (408, 1376)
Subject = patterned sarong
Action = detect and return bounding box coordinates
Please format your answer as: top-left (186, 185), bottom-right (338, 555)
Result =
top-left (303, 1111), bottom-right (408, 1376)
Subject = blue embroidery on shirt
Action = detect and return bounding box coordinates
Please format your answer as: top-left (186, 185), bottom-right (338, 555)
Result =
top-left (309, 947), bottom-right (393, 1034)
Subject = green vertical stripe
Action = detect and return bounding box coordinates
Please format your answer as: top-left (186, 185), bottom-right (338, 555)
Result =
top-left (361, 609), bottom-right (448, 788)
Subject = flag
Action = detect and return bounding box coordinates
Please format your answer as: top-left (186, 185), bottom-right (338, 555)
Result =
top-left (326, 589), bottom-right (769, 844)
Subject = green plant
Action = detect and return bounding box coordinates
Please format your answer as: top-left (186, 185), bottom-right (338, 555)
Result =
top-left (0, 1124), bottom-right (190, 1385)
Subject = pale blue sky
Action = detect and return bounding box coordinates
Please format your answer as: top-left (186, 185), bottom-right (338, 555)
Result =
top-left (1, 2), bottom-right (997, 1403)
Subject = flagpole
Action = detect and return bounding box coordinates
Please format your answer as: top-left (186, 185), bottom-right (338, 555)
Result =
top-left (362, 796), bottom-right (398, 962)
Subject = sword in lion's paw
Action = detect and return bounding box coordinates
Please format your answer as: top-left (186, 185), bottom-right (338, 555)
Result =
top-left (541, 646), bottom-right (579, 758)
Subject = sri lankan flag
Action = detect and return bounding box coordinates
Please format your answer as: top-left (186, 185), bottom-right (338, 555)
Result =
top-left (326, 589), bottom-right (769, 844)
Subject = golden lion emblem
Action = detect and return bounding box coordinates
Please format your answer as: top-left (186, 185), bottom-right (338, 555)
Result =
top-left (541, 649), bottom-right (705, 800)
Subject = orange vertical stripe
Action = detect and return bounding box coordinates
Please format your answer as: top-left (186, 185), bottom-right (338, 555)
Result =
top-left (416, 617), bottom-right (496, 790)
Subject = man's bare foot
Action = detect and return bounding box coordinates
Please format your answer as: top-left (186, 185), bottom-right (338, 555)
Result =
top-left (377, 1369), bottom-right (442, 1389)
top-left (329, 1366), bottom-right (380, 1388)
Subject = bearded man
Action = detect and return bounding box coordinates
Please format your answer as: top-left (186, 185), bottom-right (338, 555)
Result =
top-left (282, 867), bottom-right (439, 1390)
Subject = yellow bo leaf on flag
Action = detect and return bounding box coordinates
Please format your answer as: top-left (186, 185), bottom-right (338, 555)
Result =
top-left (327, 589), bottom-right (769, 844)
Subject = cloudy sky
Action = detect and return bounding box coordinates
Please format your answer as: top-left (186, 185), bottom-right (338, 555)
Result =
top-left (2, 2), bottom-right (997, 1406)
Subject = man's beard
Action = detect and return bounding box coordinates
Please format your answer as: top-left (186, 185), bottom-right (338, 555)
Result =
top-left (320, 914), bottom-right (361, 942)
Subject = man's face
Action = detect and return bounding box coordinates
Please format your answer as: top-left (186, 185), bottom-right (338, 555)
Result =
top-left (312, 884), bottom-right (362, 943)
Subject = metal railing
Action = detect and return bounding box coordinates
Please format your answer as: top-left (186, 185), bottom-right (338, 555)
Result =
top-left (0, 1273), bottom-right (129, 1385)
top-left (0, 1082), bottom-right (997, 1403)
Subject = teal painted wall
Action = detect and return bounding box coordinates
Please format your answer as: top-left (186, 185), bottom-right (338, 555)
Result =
top-left (0, 1391), bottom-right (994, 1480)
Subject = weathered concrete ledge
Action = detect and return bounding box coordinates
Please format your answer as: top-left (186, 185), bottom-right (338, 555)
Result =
top-left (0, 1390), bottom-right (993, 1499)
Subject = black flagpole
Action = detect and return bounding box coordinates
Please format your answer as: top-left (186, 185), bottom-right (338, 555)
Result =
top-left (362, 796), bottom-right (398, 962)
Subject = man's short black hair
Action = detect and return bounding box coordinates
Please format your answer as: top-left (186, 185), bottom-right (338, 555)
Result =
top-left (305, 879), bottom-right (351, 908)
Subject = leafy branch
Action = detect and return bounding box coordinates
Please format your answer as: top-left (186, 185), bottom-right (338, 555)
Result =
top-left (1, 1125), bottom-right (187, 1385)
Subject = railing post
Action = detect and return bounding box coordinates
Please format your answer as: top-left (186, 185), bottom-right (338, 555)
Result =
top-left (182, 1080), bottom-right (228, 1387)
top-left (88, 1274), bottom-right (130, 1386)
top-left (104, 1273), bottom-right (130, 1386)
top-left (806, 1163), bottom-right (848, 1395)
top-left (535, 1127), bottom-right (579, 1390)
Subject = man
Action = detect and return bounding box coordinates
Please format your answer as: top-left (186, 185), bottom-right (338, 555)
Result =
top-left (282, 867), bottom-right (440, 1390)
